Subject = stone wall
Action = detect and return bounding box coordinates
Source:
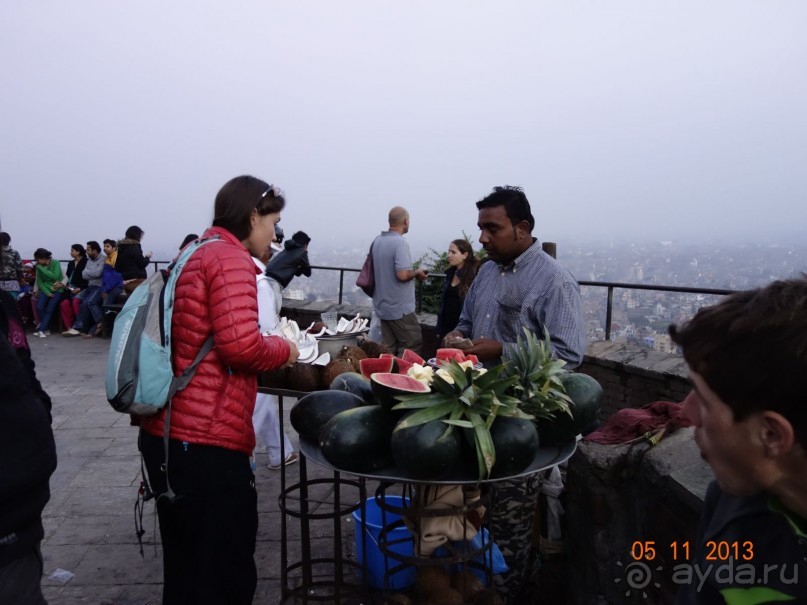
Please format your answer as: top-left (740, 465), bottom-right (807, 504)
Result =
top-left (564, 430), bottom-right (711, 604)
top-left (566, 343), bottom-right (713, 604)
top-left (579, 341), bottom-right (691, 420)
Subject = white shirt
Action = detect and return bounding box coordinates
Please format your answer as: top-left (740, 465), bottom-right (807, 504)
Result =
top-left (253, 257), bottom-right (279, 333)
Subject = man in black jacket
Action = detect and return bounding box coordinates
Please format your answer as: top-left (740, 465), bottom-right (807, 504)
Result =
top-left (265, 231), bottom-right (312, 313)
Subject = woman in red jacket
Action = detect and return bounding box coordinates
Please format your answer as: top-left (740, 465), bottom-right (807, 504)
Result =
top-left (140, 175), bottom-right (299, 605)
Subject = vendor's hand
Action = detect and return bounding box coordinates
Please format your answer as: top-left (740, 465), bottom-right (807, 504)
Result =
top-left (442, 330), bottom-right (466, 347)
top-left (466, 337), bottom-right (504, 362)
top-left (415, 268), bottom-right (428, 281)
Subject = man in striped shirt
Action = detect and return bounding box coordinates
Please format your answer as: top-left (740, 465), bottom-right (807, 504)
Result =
top-left (443, 185), bottom-right (585, 603)
top-left (444, 185), bottom-right (585, 367)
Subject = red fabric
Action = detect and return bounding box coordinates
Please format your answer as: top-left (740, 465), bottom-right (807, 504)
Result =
top-left (141, 227), bottom-right (291, 455)
top-left (583, 400), bottom-right (693, 445)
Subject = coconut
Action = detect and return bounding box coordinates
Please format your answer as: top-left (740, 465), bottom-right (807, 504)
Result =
top-left (470, 589), bottom-right (504, 605)
top-left (358, 338), bottom-right (390, 358)
top-left (414, 567), bottom-right (451, 600)
top-left (386, 594), bottom-right (414, 605)
top-left (258, 366), bottom-right (288, 390)
top-left (450, 570), bottom-right (485, 601)
top-left (321, 358), bottom-right (354, 387)
top-left (427, 587), bottom-right (463, 605)
top-left (379, 595), bottom-right (414, 605)
top-left (287, 363), bottom-right (321, 392)
top-left (338, 345), bottom-right (367, 372)
top-left (307, 321), bottom-right (327, 334)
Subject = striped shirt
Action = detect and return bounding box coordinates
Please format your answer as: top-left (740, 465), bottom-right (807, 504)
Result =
top-left (455, 240), bottom-right (585, 367)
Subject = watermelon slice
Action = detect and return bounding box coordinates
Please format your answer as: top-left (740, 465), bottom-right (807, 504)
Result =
top-left (464, 354), bottom-right (479, 365)
top-left (436, 348), bottom-right (465, 363)
top-left (392, 357), bottom-right (414, 375)
top-left (401, 349), bottom-right (425, 366)
top-left (379, 353), bottom-right (395, 359)
top-left (359, 357), bottom-right (395, 380)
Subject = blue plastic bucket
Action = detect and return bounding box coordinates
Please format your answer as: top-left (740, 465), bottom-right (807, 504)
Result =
top-left (352, 496), bottom-right (415, 590)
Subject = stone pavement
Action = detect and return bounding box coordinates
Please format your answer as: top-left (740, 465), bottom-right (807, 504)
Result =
top-left (30, 333), bottom-right (364, 605)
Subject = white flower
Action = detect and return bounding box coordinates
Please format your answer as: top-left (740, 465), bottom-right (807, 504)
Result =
top-left (407, 363), bottom-right (434, 386)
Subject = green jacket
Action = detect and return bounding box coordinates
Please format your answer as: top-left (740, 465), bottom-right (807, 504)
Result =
top-left (35, 260), bottom-right (63, 297)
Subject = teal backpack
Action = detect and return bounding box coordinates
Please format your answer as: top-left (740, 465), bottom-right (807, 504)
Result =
top-left (106, 236), bottom-right (219, 415)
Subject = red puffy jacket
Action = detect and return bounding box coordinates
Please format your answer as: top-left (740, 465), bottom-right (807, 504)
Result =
top-left (141, 227), bottom-right (290, 455)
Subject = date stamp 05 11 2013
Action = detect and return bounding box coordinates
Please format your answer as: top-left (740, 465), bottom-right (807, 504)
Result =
top-left (630, 539), bottom-right (755, 563)
top-left (614, 539), bottom-right (802, 599)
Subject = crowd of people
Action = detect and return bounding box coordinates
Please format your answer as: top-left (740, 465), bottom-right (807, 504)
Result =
top-left (0, 227), bottom-right (153, 339)
top-left (2, 178), bottom-right (806, 604)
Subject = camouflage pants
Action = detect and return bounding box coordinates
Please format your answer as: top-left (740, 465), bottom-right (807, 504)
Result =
top-left (491, 475), bottom-right (541, 604)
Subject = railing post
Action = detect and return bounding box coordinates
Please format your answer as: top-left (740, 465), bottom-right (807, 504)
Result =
top-left (605, 286), bottom-right (614, 341)
top-left (416, 280), bottom-right (423, 314)
top-left (338, 270), bottom-right (344, 305)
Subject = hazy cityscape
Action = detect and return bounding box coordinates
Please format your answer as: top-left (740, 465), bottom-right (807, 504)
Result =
top-left (287, 239), bottom-right (807, 354)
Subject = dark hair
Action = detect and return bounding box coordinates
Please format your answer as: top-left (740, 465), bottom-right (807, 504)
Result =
top-left (476, 186), bottom-right (535, 232)
top-left (212, 175), bottom-right (285, 241)
top-left (180, 233), bottom-right (199, 250)
top-left (669, 277), bottom-right (807, 448)
top-left (86, 241), bottom-right (101, 254)
top-left (125, 225), bottom-right (144, 241)
top-left (71, 243), bottom-right (86, 257)
top-left (103, 239), bottom-right (117, 249)
top-left (292, 231), bottom-right (311, 246)
top-left (33, 248), bottom-right (52, 260)
top-left (451, 239), bottom-right (480, 298)
top-left (0, 232), bottom-right (9, 247)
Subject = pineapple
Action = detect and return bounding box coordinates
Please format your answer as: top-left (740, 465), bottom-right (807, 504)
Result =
top-left (393, 361), bottom-right (527, 480)
top-left (505, 327), bottom-right (573, 422)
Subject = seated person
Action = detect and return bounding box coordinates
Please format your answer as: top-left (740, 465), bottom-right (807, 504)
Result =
top-left (62, 241), bottom-right (105, 338)
top-left (32, 248), bottom-right (64, 338)
top-left (101, 239), bottom-right (124, 313)
top-left (59, 244), bottom-right (89, 332)
top-left (671, 278), bottom-right (807, 603)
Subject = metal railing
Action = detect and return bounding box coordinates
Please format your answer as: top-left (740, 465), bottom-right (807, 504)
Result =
top-left (576, 280), bottom-right (733, 340)
top-left (306, 264), bottom-right (735, 341)
top-left (71, 260), bottom-right (734, 341)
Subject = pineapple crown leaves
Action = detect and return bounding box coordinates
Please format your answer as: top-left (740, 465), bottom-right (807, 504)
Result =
top-left (505, 327), bottom-right (573, 421)
top-left (393, 360), bottom-right (527, 426)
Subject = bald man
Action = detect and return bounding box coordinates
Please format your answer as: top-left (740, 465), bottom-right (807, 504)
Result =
top-left (369, 206), bottom-right (428, 355)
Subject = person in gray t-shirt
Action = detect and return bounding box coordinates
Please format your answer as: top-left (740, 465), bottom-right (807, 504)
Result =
top-left (369, 206), bottom-right (428, 355)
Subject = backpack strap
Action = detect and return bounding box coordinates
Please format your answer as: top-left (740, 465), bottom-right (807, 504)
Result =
top-left (159, 334), bottom-right (215, 502)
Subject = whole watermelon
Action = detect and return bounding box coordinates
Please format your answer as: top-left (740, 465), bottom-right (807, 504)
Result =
top-left (538, 372), bottom-right (604, 446)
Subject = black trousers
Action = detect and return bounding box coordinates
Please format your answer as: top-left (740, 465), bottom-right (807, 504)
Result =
top-left (140, 431), bottom-right (258, 605)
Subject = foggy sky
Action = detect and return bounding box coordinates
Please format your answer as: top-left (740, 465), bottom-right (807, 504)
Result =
top-left (2, 1), bottom-right (806, 262)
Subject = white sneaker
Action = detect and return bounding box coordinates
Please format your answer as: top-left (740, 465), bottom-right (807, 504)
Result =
top-left (33, 331), bottom-right (47, 338)
top-left (44, 330), bottom-right (51, 336)
top-left (62, 328), bottom-right (80, 336)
